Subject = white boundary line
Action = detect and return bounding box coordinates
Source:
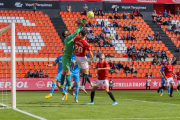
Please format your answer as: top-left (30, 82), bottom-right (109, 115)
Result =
top-left (96, 97), bottom-right (180, 106)
top-left (66, 117), bottom-right (180, 120)
top-left (0, 103), bottom-right (47, 120)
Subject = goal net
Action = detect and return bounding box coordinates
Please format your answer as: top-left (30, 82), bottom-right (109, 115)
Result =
top-left (0, 23), bottom-right (16, 109)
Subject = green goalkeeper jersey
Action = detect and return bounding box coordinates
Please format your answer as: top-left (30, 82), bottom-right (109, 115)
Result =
top-left (63, 24), bottom-right (82, 56)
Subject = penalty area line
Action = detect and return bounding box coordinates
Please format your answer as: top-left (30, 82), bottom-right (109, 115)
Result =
top-left (0, 103), bottom-right (47, 120)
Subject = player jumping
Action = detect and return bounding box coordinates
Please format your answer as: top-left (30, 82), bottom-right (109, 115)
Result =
top-left (45, 48), bottom-right (68, 100)
top-left (59, 20), bottom-right (87, 95)
top-left (175, 69), bottom-right (180, 92)
top-left (87, 53), bottom-right (118, 105)
top-left (63, 54), bottom-right (81, 103)
top-left (74, 30), bottom-right (95, 94)
top-left (159, 61), bottom-right (170, 96)
top-left (157, 59), bottom-right (174, 97)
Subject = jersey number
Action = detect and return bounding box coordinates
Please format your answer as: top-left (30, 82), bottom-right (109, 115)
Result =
top-left (75, 45), bottom-right (83, 53)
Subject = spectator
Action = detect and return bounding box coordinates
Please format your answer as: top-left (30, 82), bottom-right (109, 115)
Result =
top-left (128, 50), bottom-right (133, 59)
top-left (132, 46), bottom-right (136, 53)
top-left (156, 49), bottom-right (161, 58)
top-left (109, 78), bottom-right (113, 91)
top-left (175, 7), bottom-right (179, 15)
top-left (86, 32), bottom-right (92, 42)
top-left (117, 61), bottom-right (123, 69)
top-left (99, 39), bottom-right (104, 48)
top-left (127, 23), bottom-right (132, 31)
top-left (27, 69), bottom-right (34, 78)
top-left (139, 49), bottom-right (146, 61)
top-left (87, 27), bottom-right (93, 33)
top-left (162, 57), bottom-right (167, 65)
top-left (83, 4), bottom-right (88, 15)
top-left (113, 5), bottom-right (118, 13)
top-left (123, 12), bottom-right (127, 19)
top-left (103, 38), bottom-right (110, 47)
top-left (161, 48), bottom-right (167, 59)
top-left (146, 34), bottom-right (154, 41)
top-left (124, 64), bottom-right (131, 73)
top-left (109, 39), bottom-right (113, 47)
top-left (152, 10), bottom-right (157, 19)
top-left (133, 9), bottom-right (138, 16)
top-left (32, 3), bottom-right (37, 13)
top-left (113, 20), bottom-right (119, 28)
top-left (149, 47), bottom-right (154, 53)
top-left (123, 34), bottom-right (126, 40)
top-left (131, 11), bottom-right (135, 19)
top-left (112, 61), bottom-right (118, 69)
top-left (108, 34), bottom-right (112, 40)
top-left (91, 33), bottom-right (95, 40)
top-left (101, 20), bottom-right (105, 27)
top-left (93, 8), bottom-right (98, 16)
top-left (98, 8), bottom-right (104, 16)
top-left (114, 12), bottom-right (120, 19)
top-left (155, 15), bottom-right (162, 23)
top-left (153, 56), bottom-right (160, 65)
top-left (130, 64), bottom-right (137, 73)
top-left (150, 73), bottom-right (154, 77)
top-left (108, 60), bottom-right (113, 68)
top-left (167, 24), bottom-right (172, 31)
top-left (115, 33), bottom-right (118, 40)
top-left (34, 70), bottom-right (39, 78)
top-left (172, 57), bottom-right (177, 65)
top-left (179, 44), bottom-right (180, 52)
top-left (131, 33), bottom-right (136, 40)
top-left (137, 9), bottom-right (143, 18)
top-left (127, 33), bottom-right (131, 40)
top-left (160, 9), bottom-right (168, 17)
top-left (39, 69), bottom-right (45, 78)
top-left (89, 8), bottom-right (93, 12)
top-left (168, 11), bottom-right (171, 17)
top-left (92, 21), bottom-right (97, 27)
top-left (162, 20), bottom-right (169, 25)
top-left (100, 33), bottom-right (105, 40)
top-left (123, 24), bottom-right (128, 31)
top-left (67, 3), bottom-right (71, 12)
top-left (88, 21), bottom-right (92, 27)
top-left (132, 23), bottom-right (138, 31)
top-left (103, 26), bottom-right (110, 33)
top-left (130, 44), bottom-right (133, 48)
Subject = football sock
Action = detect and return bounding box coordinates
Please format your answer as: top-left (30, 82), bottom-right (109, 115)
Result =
top-left (82, 74), bottom-right (87, 86)
top-left (168, 86), bottom-right (170, 94)
top-left (63, 84), bottom-right (68, 94)
top-left (66, 75), bottom-right (71, 89)
top-left (107, 91), bottom-right (116, 102)
top-left (86, 76), bottom-right (91, 84)
top-left (177, 86), bottom-right (179, 90)
top-left (170, 86), bottom-right (173, 95)
top-left (161, 89), bottom-right (163, 94)
top-left (75, 84), bottom-right (79, 99)
top-left (149, 86), bottom-right (150, 90)
top-left (60, 75), bottom-right (65, 87)
top-left (91, 91), bottom-right (95, 102)
top-left (50, 83), bottom-right (56, 95)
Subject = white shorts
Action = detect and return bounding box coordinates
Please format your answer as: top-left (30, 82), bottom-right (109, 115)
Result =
top-left (177, 80), bottom-right (180, 85)
top-left (76, 56), bottom-right (89, 69)
top-left (165, 77), bottom-right (174, 86)
top-left (95, 80), bottom-right (109, 88)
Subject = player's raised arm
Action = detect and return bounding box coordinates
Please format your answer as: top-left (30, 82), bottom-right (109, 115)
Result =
top-left (71, 60), bottom-right (75, 70)
top-left (67, 20), bottom-right (87, 40)
top-left (98, 67), bottom-right (110, 70)
top-left (46, 62), bottom-right (57, 67)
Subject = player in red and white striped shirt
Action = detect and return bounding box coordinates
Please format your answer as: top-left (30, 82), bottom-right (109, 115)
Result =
top-left (175, 69), bottom-right (180, 92)
top-left (87, 53), bottom-right (117, 105)
top-left (74, 30), bottom-right (95, 94)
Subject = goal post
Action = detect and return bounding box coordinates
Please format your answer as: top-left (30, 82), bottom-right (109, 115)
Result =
top-left (11, 23), bottom-right (16, 109)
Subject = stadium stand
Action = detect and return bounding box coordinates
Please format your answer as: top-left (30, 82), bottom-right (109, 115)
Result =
top-left (0, 10), bottom-right (179, 78)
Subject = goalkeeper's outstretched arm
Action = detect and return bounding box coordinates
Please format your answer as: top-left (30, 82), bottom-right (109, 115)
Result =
top-left (0, 24), bottom-right (11, 35)
top-left (67, 24), bottom-right (83, 40)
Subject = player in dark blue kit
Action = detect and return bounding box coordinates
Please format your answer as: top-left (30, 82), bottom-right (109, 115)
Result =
top-left (45, 48), bottom-right (68, 99)
top-left (63, 54), bottom-right (80, 103)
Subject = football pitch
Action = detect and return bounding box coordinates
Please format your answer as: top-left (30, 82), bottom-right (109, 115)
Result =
top-left (0, 90), bottom-right (180, 120)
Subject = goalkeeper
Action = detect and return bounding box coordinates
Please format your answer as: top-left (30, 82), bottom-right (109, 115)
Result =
top-left (59, 19), bottom-right (87, 95)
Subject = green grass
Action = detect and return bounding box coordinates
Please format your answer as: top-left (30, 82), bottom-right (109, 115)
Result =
top-left (0, 90), bottom-right (180, 120)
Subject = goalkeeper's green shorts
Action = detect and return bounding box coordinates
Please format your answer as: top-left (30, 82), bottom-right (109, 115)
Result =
top-left (62, 55), bottom-right (71, 70)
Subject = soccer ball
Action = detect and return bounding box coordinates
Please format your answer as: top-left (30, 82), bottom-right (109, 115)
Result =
top-left (87, 11), bottom-right (94, 19)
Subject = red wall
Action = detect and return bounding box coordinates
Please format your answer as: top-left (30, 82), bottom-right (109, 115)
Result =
top-left (153, 4), bottom-right (164, 14)
top-left (153, 4), bottom-right (176, 15)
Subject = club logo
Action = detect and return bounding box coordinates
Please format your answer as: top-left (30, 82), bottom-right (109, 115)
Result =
top-left (137, 0), bottom-right (157, 2)
top-left (14, 2), bottom-right (23, 7)
top-left (36, 81), bottom-right (45, 88)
